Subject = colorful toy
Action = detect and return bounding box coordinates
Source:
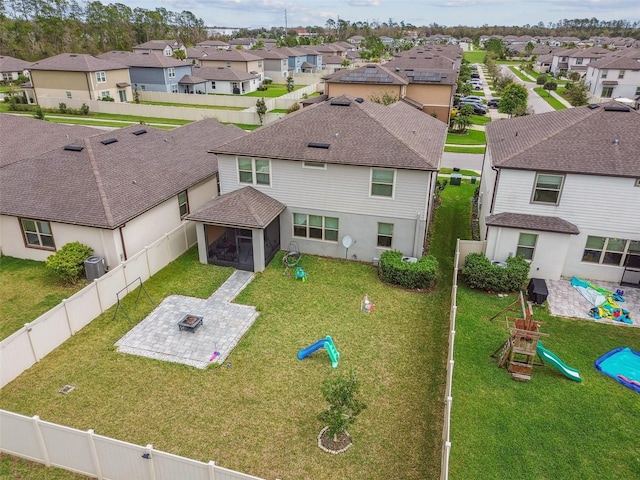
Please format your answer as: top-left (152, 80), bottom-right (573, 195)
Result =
top-left (295, 266), bottom-right (307, 281)
top-left (297, 336), bottom-right (339, 368)
top-left (361, 294), bottom-right (375, 313)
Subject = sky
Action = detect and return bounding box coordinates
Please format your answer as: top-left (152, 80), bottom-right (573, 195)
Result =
top-left (113, 0), bottom-right (640, 30)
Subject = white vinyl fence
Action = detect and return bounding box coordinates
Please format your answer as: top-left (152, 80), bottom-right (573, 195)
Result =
top-left (440, 239), bottom-right (486, 480)
top-left (0, 410), bottom-right (265, 480)
top-left (0, 222), bottom-right (196, 388)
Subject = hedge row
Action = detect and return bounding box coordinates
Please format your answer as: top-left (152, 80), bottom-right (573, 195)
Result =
top-left (378, 250), bottom-right (438, 290)
top-left (461, 253), bottom-right (530, 292)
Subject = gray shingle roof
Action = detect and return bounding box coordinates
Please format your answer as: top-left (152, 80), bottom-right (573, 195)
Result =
top-left (0, 114), bottom-right (97, 167)
top-left (192, 66), bottom-right (259, 82)
top-left (210, 95), bottom-right (447, 170)
top-left (486, 101), bottom-right (640, 177)
top-left (98, 51), bottom-right (188, 68)
top-left (323, 64), bottom-right (408, 85)
top-left (196, 50), bottom-right (262, 62)
top-left (486, 212), bottom-right (580, 235)
top-left (186, 186), bottom-right (286, 228)
top-left (0, 55), bottom-right (31, 72)
top-left (0, 119), bottom-right (247, 228)
top-left (29, 53), bottom-right (127, 72)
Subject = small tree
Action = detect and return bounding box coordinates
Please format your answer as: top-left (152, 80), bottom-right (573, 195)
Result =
top-left (369, 90), bottom-right (399, 105)
top-left (33, 106), bottom-right (45, 120)
top-left (172, 49), bottom-right (186, 60)
top-left (498, 83), bottom-right (528, 117)
top-left (255, 97), bottom-right (267, 125)
top-left (45, 241), bottom-right (93, 284)
top-left (564, 80), bottom-right (590, 106)
top-left (80, 103), bottom-right (90, 115)
top-left (536, 74), bottom-right (548, 85)
top-left (543, 80), bottom-right (558, 97)
top-left (285, 75), bottom-right (295, 93)
top-left (317, 369), bottom-right (366, 441)
top-left (567, 71), bottom-right (581, 82)
top-left (58, 102), bottom-right (68, 113)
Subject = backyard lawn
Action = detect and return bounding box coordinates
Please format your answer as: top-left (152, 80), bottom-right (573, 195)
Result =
top-left (0, 182), bottom-right (475, 479)
top-left (450, 287), bottom-right (640, 479)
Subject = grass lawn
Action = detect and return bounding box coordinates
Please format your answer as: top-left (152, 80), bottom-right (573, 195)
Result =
top-left (0, 256), bottom-right (85, 341)
top-left (440, 167), bottom-right (480, 177)
top-left (446, 129), bottom-right (486, 146)
top-left (463, 51), bottom-right (486, 64)
top-left (509, 66), bottom-right (533, 82)
top-left (0, 182), bottom-right (476, 479)
top-left (140, 101), bottom-right (246, 111)
top-left (450, 288), bottom-right (640, 479)
top-left (241, 84), bottom-right (305, 98)
top-left (533, 87), bottom-right (568, 110)
top-left (470, 114), bottom-right (491, 125)
top-left (444, 146), bottom-right (486, 154)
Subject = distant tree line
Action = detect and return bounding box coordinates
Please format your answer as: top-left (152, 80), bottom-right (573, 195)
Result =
top-left (0, 0), bottom-right (208, 60)
top-left (1, 2), bottom-right (638, 62)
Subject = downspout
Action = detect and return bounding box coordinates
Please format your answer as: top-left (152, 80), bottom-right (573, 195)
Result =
top-left (118, 225), bottom-right (128, 261)
top-left (86, 72), bottom-right (93, 100)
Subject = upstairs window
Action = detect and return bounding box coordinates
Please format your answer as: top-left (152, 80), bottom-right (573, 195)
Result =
top-left (96, 71), bottom-right (106, 83)
top-left (602, 69), bottom-right (608, 78)
top-left (371, 168), bottom-right (395, 198)
top-left (238, 157), bottom-right (270, 186)
top-left (178, 191), bottom-right (189, 217)
top-left (168, 67), bottom-right (176, 78)
top-left (532, 173), bottom-right (564, 204)
top-left (21, 218), bottom-right (55, 250)
top-left (618, 70), bottom-right (625, 79)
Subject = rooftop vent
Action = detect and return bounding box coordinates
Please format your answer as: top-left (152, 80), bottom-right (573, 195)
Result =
top-left (63, 144), bottom-right (84, 152)
top-left (132, 129), bottom-right (147, 136)
top-left (354, 97), bottom-right (364, 103)
top-left (307, 142), bottom-right (330, 149)
top-left (587, 104), bottom-right (600, 109)
top-left (100, 138), bottom-right (118, 145)
top-left (330, 98), bottom-right (351, 106)
top-left (603, 104), bottom-right (630, 112)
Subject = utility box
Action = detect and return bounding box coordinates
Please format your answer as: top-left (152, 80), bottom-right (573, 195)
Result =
top-left (450, 173), bottom-right (462, 186)
top-left (84, 256), bottom-right (106, 281)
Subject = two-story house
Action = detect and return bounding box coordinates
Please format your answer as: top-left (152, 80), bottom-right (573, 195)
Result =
top-left (187, 95), bottom-right (448, 272)
top-left (197, 49), bottom-right (264, 81)
top-left (479, 101), bottom-right (640, 285)
top-left (0, 115), bottom-right (247, 269)
top-left (0, 55), bottom-right (31, 82)
top-left (97, 51), bottom-right (192, 94)
top-left (189, 66), bottom-right (261, 94)
top-left (132, 40), bottom-right (187, 57)
top-left (584, 49), bottom-right (640, 102)
top-left (25, 53), bottom-right (132, 103)
top-left (251, 49), bottom-right (289, 78)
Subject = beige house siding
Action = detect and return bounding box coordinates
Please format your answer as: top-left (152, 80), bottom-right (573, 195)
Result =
top-left (199, 59), bottom-right (263, 77)
top-left (31, 69), bottom-right (132, 102)
top-left (325, 83), bottom-right (404, 101)
top-left (405, 84), bottom-right (454, 123)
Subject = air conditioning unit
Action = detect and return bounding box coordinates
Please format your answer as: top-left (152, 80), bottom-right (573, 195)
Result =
top-left (84, 256), bottom-right (106, 281)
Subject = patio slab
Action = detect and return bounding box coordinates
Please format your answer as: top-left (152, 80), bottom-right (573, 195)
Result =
top-left (115, 270), bottom-right (258, 369)
top-left (546, 277), bottom-right (639, 327)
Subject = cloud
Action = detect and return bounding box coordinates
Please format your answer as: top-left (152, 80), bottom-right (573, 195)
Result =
top-left (348, 0), bottom-right (381, 6)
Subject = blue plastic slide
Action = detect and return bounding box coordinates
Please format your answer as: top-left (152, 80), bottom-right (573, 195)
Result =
top-left (297, 336), bottom-right (339, 368)
top-left (537, 342), bottom-right (582, 382)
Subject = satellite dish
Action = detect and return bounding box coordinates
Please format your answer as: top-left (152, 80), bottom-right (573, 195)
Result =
top-left (342, 235), bottom-right (353, 248)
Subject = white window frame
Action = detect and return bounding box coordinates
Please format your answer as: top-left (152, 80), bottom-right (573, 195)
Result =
top-left (601, 86), bottom-right (613, 98)
top-left (582, 236), bottom-right (635, 266)
top-left (168, 67), bottom-right (176, 79)
top-left (164, 47), bottom-right (172, 56)
top-left (618, 70), bottom-right (625, 79)
top-left (211, 81), bottom-right (216, 89)
top-left (96, 71), bottom-right (106, 83)
top-left (66, 91), bottom-right (72, 99)
top-left (302, 161), bottom-right (326, 169)
top-left (20, 218), bottom-right (55, 250)
top-left (171, 84), bottom-right (178, 93)
top-left (601, 69), bottom-right (608, 78)
top-left (377, 222), bottom-right (394, 248)
top-left (178, 190), bottom-right (189, 218)
top-left (370, 168), bottom-right (395, 198)
top-left (516, 233), bottom-right (538, 261)
top-left (531, 173), bottom-right (564, 205)
top-left (237, 157), bottom-right (271, 186)
top-left (101, 90), bottom-right (110, 99)
top-left (293, 213), bottom-right (339, 242)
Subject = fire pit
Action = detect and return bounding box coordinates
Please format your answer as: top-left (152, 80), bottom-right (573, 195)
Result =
top-left (177, 314), bottom-right (203, 332)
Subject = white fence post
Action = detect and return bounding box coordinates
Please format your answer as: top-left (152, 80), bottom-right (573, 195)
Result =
top-left (144, 444), bottom-right (156, 480)
top-left (32, 415), bottom-right (50, 467)
top-left (24, 322), bottom-right (39, 362)
top-left (207, 460), bottom-right (217, 480)
top-left (441, 441), bottom-right (451, 480)
top-left (61, 298), bottom-right (74, 335)
top-left (87, 429), bottom-right (103, 479)
top-left (93, 280), bottom-right (104, 313)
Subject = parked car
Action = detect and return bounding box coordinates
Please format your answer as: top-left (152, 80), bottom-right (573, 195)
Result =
top-left (487, 98), bottom-right (500, 108)
top-left (460, 96), bottom-right (484, 104)
top-left (458, 101), bottom-right (487, 115)
top-left (471, 72), bottom-right (480, 79)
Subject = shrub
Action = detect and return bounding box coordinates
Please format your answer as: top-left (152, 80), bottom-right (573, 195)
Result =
top-left (285, 102), bottom-right (300, 114)
top-left (378, 250), bottom-right (439, 290)
top-left (461, 253), bottom-right (530, 292)
top-left (33, 106), bottom-right (45, 120)
top-left (536, 74), bottom-right (548, 85)
top-left (58, 102), bottom-right (68, 113)
top-left (263, 78), bottom-right (273, 85)
top-left (45, 241), bottom-right (93, 284)
top-left (80, 103), bottom-right (90, 115)
top-left (317, 369), bottom-right (366, 439)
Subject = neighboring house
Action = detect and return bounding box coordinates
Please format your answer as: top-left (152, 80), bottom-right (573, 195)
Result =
top-left (584, 49), bottom-right (640, 101)
top-left (197, 49), bottom-right (264, 81)
top-left (479, 101), bottom-right (640, 285)
top-left (25, 53), bottom-right (132, 103)
top-left (189, 66), bottom-right (261, 94)
top-left (196, 40), bottom-right (230, 50)
top-left (323, 54), bottom-right (348, 72)
top-left (188, 95), bottom-right (447, 272)
top-left (323, 64), bottom-right (408, 104)
top-left (0, 115), bottom-right (247, 269)
top-left (549, 46), bottom-right (610, 76)
top-left (132, 40), bottom-right (187, 57)
top-left (251, 49), bottom-right (289, 78)
top-left (0, 55), bottom-right (31, 82)
top-left (97, 51), bottom-right (192, 94)
top-left (265, 47), bottom-right (310, 74)
top-left (228, 38), bottom-right (255, 50)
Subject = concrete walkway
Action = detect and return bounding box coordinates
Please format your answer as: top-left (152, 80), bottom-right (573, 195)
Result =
top-left (115, 270), bottom-right (258, 369)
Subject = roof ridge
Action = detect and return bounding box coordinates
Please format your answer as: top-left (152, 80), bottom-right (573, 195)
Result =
top-left (240, 187), bottom-right (263, 226)
top-left (84, 138), bottom-right (115, 227)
